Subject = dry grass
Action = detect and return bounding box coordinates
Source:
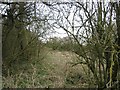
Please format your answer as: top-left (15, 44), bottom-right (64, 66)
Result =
top-left (2, 48), bottom-right (95, 88)
top-left (43, 50), bottom-right (95, 88)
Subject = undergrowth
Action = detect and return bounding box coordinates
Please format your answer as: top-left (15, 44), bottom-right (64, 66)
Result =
top-left (2, 49), bottom-right (96, 88)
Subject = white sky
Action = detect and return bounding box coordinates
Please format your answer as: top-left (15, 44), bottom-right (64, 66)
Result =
top-left (47, 0), bottom-right (118, 39)
top-left (50, 28), bottom-right (67, 38)
top-left (1, 0), bottom-right (119, 39)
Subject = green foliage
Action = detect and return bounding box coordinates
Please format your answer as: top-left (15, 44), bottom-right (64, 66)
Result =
top-left (3, 60), bottom-right (49, 88)
top-left (2, 2), bottom-right (44, 76)
top-left (46, 37), bottom-right (79, 52)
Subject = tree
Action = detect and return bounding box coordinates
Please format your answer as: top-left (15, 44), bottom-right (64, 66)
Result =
top-left (42, 1), bottom-right (120, 88)
top-left (1, 2), bottom-right (47, 75)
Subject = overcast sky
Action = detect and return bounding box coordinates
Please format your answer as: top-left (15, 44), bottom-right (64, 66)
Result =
top-left (46, 0), bottom-right (118, 39)
top-left (1, 0), bottom-right (118, 39)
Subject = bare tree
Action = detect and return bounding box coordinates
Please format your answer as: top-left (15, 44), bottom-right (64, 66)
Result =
top-left (43, 1), bottom-right (119, 88)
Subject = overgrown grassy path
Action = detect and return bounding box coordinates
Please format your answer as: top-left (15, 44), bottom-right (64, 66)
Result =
top-left (42, 49), bottom-right (89, 88)
top-left (43, 50), bottom-right (74, 87)
top-left (3, 48), bottom-right (91, 88)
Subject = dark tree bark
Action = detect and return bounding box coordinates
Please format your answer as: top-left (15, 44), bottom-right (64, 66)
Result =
top-left (115, 2), bottom-right (120, 67)
top-left (109, 2), bottom-right (120, 88)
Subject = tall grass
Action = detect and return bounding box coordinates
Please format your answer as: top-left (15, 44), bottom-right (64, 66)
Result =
top-left (3, 49), bottom-right (96, 88)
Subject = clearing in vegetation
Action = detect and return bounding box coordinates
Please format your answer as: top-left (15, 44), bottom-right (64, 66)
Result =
top-left (3, 48), bottom-right (95, 88)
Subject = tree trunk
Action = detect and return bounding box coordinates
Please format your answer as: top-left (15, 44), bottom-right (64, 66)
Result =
top-left (111, 2), bottom-right (120, 88)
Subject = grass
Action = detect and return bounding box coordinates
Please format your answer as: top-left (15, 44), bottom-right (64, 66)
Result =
top-left (2, 48), bottom-right (96, 88)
